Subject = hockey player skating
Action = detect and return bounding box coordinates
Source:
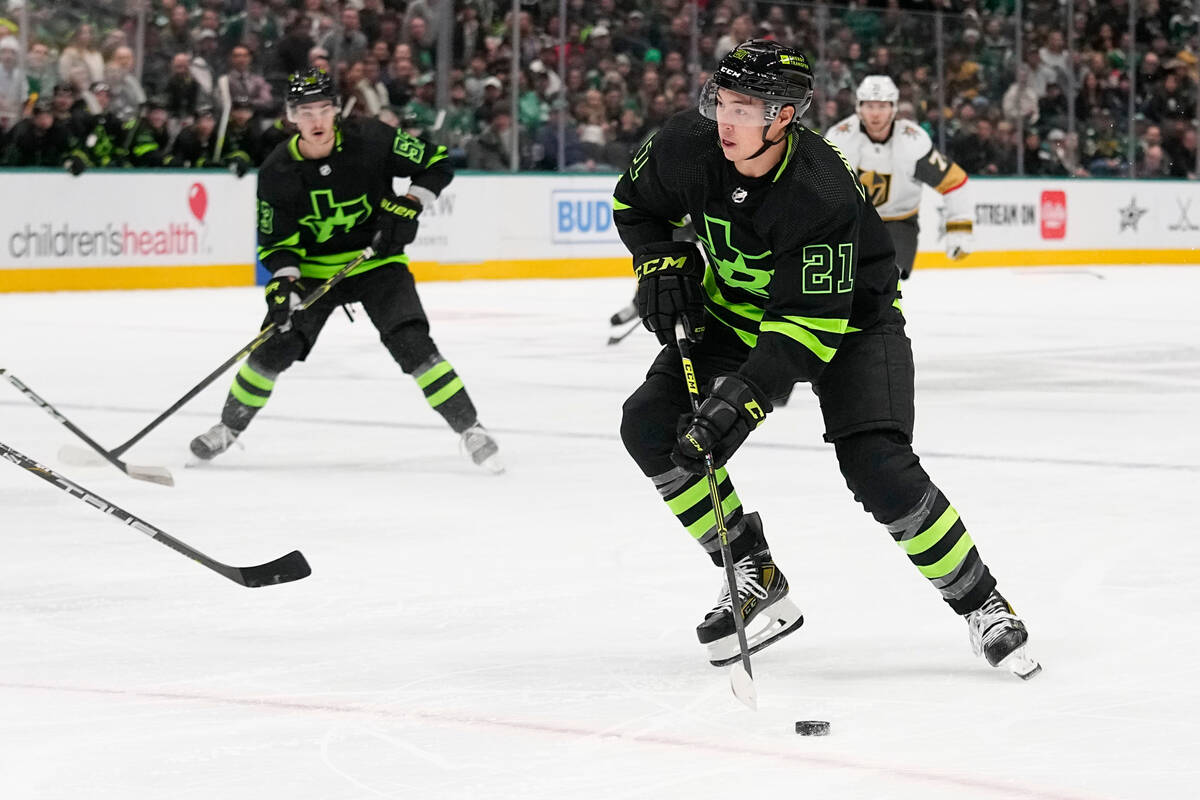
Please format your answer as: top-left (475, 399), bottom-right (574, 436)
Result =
top-left (613, 41), bottom-right (1038, 679)
top-left (824, 75), bottom-right (973, 279)
top-left (190, 68), bottom-right (502, 473)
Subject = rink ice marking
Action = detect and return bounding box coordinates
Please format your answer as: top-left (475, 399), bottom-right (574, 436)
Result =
top-left (0, 680), bottom-right (1109, 800)
top-left (1, 397), bottom-right (1196, 475)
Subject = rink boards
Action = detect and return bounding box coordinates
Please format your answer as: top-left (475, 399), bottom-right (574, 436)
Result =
top-left (0, 171), bottom-right (1196, 292)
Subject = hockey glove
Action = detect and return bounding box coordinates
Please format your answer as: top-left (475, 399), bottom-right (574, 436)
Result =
top-left (371, 193), bottom-right (421, 258)
top-left (265, 267), bottom-right (303, 330)
top-left (945, 219), bottom-right (973, 260)
top-left (671, 374), bottom-right (772, 474)
top-left (634, 241), bottom-right (707, 345)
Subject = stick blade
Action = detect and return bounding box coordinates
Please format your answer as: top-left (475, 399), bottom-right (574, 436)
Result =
top-left (730, 662), bottom-right (758, 710)
top-left (124, 464), bottom-right (175, 487)
top-left (236, 550), bottom-right (312, 587)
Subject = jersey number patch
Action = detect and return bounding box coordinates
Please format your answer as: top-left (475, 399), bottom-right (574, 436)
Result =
top-left (258, 201), bottom-right (274, 235)
top-left (392, 130), bottom-right (426, 163)
top-left (802, 243), bottom-right (854, 294)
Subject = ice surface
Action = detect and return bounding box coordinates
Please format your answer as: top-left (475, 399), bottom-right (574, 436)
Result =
top-left (1, 266), bottom-right (1198, 799)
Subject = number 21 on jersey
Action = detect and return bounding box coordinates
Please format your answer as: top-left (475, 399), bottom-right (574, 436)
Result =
top-left (802, 243), bottom-right (854, 294)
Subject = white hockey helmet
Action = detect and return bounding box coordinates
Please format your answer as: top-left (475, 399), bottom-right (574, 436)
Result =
top-left (856, 75), bottom-right (899, 106)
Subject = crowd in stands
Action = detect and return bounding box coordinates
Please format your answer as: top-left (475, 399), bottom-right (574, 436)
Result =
top-left (0, 0), bottom-right (1196, 178)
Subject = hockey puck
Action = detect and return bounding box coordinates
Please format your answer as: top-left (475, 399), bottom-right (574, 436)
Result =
top-left (795, 720), bottom-right (831, 736)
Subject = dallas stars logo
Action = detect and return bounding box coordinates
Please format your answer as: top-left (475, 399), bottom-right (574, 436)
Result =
top-left (1118, 196), bottom-right (1147, 232)
top-left (299, 190), bottom-right (372, 243)
top-left (697, 214), bottom-right (773, 296)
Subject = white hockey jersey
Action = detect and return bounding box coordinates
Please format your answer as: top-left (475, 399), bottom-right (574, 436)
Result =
top-left (824, 115), bottom-right (970, 223)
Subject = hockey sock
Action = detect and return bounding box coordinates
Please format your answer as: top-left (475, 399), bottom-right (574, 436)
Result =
top-left (651, 465), bottom-right (757, 565)
top-left (885, 485), bottom-right (995, 614)
top-left (413, 355), bottom-right (477, 433)
top-left (221, 360), bottom-right (277, 431)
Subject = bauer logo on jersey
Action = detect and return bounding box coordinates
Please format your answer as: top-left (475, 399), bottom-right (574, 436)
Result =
top-left (298, 190), bottom-right (372, 243)
top-left (857, 169), bottom-right (892, 206)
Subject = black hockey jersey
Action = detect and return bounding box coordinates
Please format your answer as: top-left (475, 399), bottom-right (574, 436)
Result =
top-left (613, 111), bottom-right (902, 399)
top-left (256, 117), bottom-right (451, 279)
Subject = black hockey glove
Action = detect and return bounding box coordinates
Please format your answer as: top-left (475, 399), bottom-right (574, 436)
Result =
top-left (634, 241), bottom-right (707, 345)
top-left (371, 193), bottom-right (421, 258)
top-left (264, 268), bottom-right (303, 330)
top-left (672, 374), bottom-right (772, 474)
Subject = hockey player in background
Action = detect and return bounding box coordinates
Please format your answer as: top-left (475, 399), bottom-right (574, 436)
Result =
top-left (190, 68), bottom-right (502, 473)
top-left (613, 41), bottom-right (1038, 679)
top-left (824, 75), bottom-right (973, 279)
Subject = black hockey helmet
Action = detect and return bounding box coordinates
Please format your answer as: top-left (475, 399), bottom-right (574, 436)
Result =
top-left (700, 39), bottom-right (815, 124)
top-left (286, 67), bottom-right (337, 108)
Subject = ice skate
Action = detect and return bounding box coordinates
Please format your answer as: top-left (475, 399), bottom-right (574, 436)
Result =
top-left (189, 423), bottom-right (242, 461)
top-left (966, 589), bottom-right (1041, 680)
top-left (460, 423), bottom-right (504, 474)
top-left (696, 543), bottom-right (803, 667)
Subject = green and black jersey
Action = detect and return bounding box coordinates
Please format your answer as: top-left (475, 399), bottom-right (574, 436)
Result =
top-left (613, 111), bottom-right (902, 400)
top-left (256, 117), bottom-right (451, 280)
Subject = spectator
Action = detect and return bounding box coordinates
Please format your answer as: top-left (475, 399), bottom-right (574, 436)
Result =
top-left (1021, 130), bottom-right (1058, 175)
top-left (273, 17), bottom-right (316, 83)
top-left (338, 59), bottom-right (375, 118)
top-left (402, 15), bottom-right (435, 71)
top-left (322, 7), bottom-right (369, 69)
top-left (58, 25), bottom-right (105, 91)
top-left (0, 36), bottom-right (26, 134)
top-left (104, 45), bottom-right (147, 122)
top-left (191, 30), bottom-right (222, 98)
top-left (1038, 81), bottom-right (1070, 133)
top-left (1135, 142), bottom-right (1173, 177)
top-left (1048, 128), bottom-right (1090, 176)
top-left (614, 10), bottom-right (651, 61)
top-left (1164, 123), bottom-right (1197, 177)
top-left (165, 52), bottom-right (202, 128)
top-left (361, 57), bottom-right (390, 115)
top-left (1003, 65), bottom-right (1040, 127)
top-left (952, 117), bottom-right (1001, 174)
top-left (1144, 72), bottom-right (1196, 122)
top-left (1039, 30), bottom-right (1071, 88)
top-left (385, 55), bottom-right (416, 107)
top-left (469, 109), bottom-right (517, 170)
top-left (25, 41), bottom-right (58, 99)
top-left (475, 74), bottom-right (505, 125)
top-left (171, 104), bottom-right (218, 167)
top-left (224, 44), bottom-right (275, 117)
top-left (49, 83), bottom-right (77, 125)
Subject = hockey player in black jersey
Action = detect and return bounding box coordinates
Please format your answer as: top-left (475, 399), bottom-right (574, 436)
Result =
top-left (190, 68), bottom-right (502, 473)
top-left (614, 41), bottom-right (1038, 678)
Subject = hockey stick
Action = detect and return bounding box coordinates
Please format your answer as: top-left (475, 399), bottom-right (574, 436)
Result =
top-left (675, 321), bottom-right (757, 710)
top-left (213, 75), bottom-right (232, 163)
top-left (63, 247), bottom-right (375, 465)
top-left (606, 319), bottom-right (641, 346)
top-left (0, 440), bottom-right (310, 587)
top-left (1, 369), bottom-right (173, 486)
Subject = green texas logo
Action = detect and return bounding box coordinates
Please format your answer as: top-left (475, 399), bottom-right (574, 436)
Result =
top-left (299, 190), bottom-right (372, 243)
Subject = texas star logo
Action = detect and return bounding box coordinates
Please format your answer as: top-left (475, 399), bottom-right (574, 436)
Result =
top-left (1118, 196), bottom-right (1147, 232)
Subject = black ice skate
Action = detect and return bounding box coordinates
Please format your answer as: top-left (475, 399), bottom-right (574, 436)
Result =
top-left (460, 423), bottom-right (504, 474)
top-left (966, 589), bottom-right (1042, 680)
top-left (189, 423), bottom-right (242, 461)
top-left (697, 545), bottom-right (803, 667)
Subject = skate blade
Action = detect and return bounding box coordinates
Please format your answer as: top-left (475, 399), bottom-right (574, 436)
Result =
top-left (1000, 647), bottom-right (1042, 680)
top-left (475, 453), bottom-right (506, 475)
top-left (708, 598), bottom-right (804, 667)
top-left (730, 662), bottom-right (757, 710)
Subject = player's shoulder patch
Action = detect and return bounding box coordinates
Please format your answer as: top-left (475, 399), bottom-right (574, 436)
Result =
top-left (895, 119), bottom-right (932, 154)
